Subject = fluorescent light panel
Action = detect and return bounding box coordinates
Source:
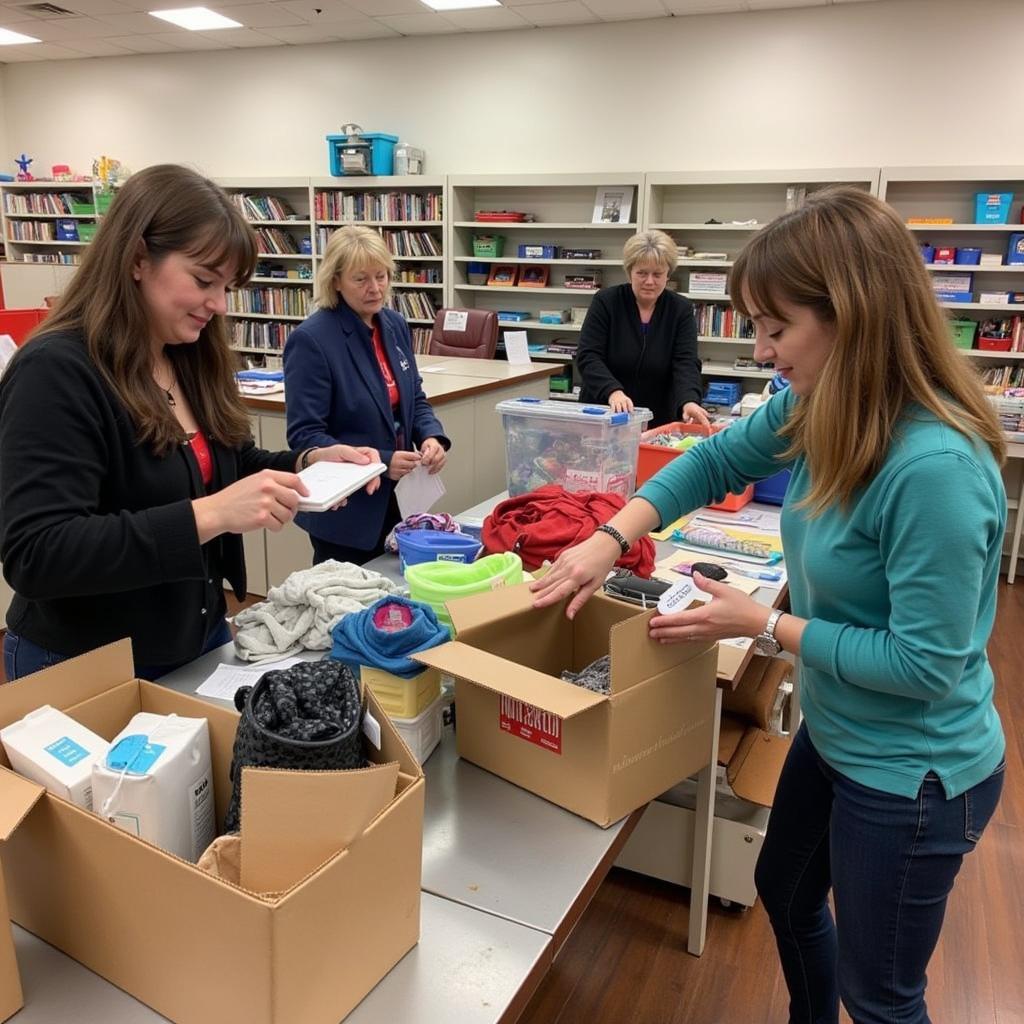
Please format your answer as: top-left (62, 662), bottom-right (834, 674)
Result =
top-left (149, 6), bottom-right (242, 30)
top-left (420, 0), bottom-right (501, 10)
top-left (0, 27), bottom-right (41, 44)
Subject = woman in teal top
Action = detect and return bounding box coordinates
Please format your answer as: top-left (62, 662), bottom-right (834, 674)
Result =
top-left (532, 187), bottom-right (1006, 1024)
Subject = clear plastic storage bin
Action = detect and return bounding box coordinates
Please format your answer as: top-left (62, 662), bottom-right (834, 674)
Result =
top-left (497, 397), bottom-right (652, 499)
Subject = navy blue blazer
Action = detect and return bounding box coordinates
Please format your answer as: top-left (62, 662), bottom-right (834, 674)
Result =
top-left (283, 301), bottom-right (449, 550)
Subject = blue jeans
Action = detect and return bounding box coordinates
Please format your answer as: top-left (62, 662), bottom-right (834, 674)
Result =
top-left (3, 620), bottom-right (232, 683)
top-left (755, 723), bottom-right (1004, 1024)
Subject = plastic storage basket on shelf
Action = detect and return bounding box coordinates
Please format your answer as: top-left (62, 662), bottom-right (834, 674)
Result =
top-left (405, 552), bottom-right (524, 633)
top-left (636, 422), bottom-right (753, 512)
top-left (497, 398), bottom-right (652, 499)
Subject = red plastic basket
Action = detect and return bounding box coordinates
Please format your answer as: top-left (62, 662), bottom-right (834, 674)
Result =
top-left (474, 210), bottom-right (527, 222)
top-left (636, 422), bottom-right (753, 512)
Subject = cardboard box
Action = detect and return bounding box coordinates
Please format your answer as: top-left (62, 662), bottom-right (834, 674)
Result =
top-left (414, 584), bottom-right (719, 828)
top-left (0, 641), bottom-right (424, 1024)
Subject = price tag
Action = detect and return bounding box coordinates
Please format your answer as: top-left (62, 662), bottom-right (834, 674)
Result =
top-left (657, 578), bottom-right (697, 615)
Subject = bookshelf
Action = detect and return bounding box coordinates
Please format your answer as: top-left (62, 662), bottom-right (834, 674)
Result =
top-left (447, 173), bottom-right (645, 398)
top-left (878, 166), bottom-right (1024, 392)
top-left (311, 175), bottom-right (445, 354)
top-left (642, 168), bottom-right (880, 396)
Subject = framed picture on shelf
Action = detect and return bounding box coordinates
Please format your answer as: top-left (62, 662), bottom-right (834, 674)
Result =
top-left (518, 265), bottom-right (550, 288)
top-left (487, 264), bottom-right (519, 287)
top-left (592, 186), bottom-right (634, 225)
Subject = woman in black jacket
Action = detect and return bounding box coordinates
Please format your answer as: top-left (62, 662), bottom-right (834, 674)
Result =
top-left (575, 229), bottom-right (710, 428)
top-left (0, 165), bottom-right (377, 682)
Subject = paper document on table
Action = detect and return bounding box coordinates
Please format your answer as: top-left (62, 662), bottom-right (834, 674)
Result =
top-left (395, 463), bottom-right (446, 518)
top-left (196, 657), bottom-right (305, 701)
top-left (649, 513), bottom-right (693, 542)
top-left (652, 553), bottom-right (762, 596)
top-left (503, 330), bottom-right (532, 365)
top-left (665, 546), bottom-right (787, 589)
top-left (419, 365), bottom-right (447, 373)
top-left (296, 460), bottom-right (387, 513)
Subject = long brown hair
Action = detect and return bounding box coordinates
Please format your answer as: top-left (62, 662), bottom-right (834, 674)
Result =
top-left (30, 164), bottom-right (257, 454)
top-left (731, 186), bottom-right (1005, 515)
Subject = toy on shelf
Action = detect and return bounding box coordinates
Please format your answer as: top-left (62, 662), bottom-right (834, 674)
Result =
top-left (14, 154), bottom-right (33, 181)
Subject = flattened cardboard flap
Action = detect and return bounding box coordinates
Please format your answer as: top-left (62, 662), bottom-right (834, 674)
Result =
top-left (0, 770), bottom-right (45, 840)
top-left (726, 728), bottom-right (791, 807)
top-left (413, 641), bottom-right (605, 719)
top-left (0, 639), bottom-right (135, 731)
top-left (444, 581), bottom-right (541, 636)
top-left (607, 608), bottom-right (716, 695)
top-left (240, 761), bottom-right (400, 894)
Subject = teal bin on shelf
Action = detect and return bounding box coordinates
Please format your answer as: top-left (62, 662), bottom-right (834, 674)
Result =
top-left (326, 132), bottom-right (399, 176)
top-left (974, 192), bottom-right (1013, 224)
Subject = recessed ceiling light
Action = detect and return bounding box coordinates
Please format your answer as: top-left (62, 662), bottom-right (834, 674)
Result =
top-left (149, 6), bottom-right (242, 30)
top-left (420, 0), bottom-right (501, 10)
top-left (0, 27), bottom-right (42, 44)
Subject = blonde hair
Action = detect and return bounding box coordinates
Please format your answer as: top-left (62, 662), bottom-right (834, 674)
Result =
top-left (730, 186), bottom-right (1005, 515)
top-left (623, 229), bottom-right (678, 275)
top-left (316, 225), bottom-right (395, 309)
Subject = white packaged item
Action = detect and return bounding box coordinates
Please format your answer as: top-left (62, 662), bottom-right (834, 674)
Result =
top-left (91, 712), bottom-right (215, 863)
top-left (0, 704), bottom-right (110, 810)
top-left (390, 696), bottom-right (443, 766)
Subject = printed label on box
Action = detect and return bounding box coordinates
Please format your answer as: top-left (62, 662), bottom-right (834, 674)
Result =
top-left (499, 696), bottom-right (562, 754)
top-left (45, 735), bottom-right (90, 767)
top-left (565, 468), bottom-right (601, 491)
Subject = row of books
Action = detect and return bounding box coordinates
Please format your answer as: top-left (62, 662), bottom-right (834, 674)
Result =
top-left (396, 267), bottom-right (442, 284)
top-left (7, 221), bottom-right (60, 241)
top-left (254, 227), bottom-right (303, 256)
top-left (386, 291), bottom-right (437, 321)
top-left (228, 320), bottom-right (293, 351)
top-left (410, 327), bottom-right (433, 355)
top-left (693, 303), bottom-right (755, 339)
top-left (227, 287), bottom-right (313, 318)
top-left (314, 191), bottom-right (442, 223)
top-left (18, 252), bottom-right (81, 264)
top-left (3, 193), bottom-right (91, 215)
top-left (381, 229), bottom-right (441, 257)
top-left (979, 363), bottom-right (1024, 392)
top-left (230, 194), bottom-right (297, 222)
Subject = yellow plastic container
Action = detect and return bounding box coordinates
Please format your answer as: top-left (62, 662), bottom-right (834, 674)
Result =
top-left (362, 664), bottom-right (441, 719)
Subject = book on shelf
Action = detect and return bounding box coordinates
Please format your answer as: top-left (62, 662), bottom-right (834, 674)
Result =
top-left (229, 194), bottom-right (296, 222)
top-left (386, 290), bottom-right (437, 321)
top-left (228, 318), bottom-right (293, 352)
top-left (410, 327), bottom-right (433, 355)
top-left (693, 302), bottom-right (754, 339)
top-left (254, 227), bottom-right (302, 256)
top-left (228, 286), bottom-right (313, 318)
top-left (314, 190), bottom-right (442, 223)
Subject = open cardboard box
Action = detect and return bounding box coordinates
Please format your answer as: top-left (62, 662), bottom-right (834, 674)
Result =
top-left (0, 640), bottom-right (425, 1024)
top-left (414, 583), bottom-right (719, 828)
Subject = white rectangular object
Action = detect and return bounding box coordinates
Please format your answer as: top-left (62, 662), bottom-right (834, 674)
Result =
top-left (296, 459), bottom-right (387, 513)
top-left (0, 704), bottom-right (109, 810)
top-left (688, 272), bottom-right (729, 294)
top-left (92, 712), bottom-right (215, 862)
top-left (503, 330), bottom-right (532, 365)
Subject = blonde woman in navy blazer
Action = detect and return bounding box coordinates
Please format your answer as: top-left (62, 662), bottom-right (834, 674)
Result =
top-left (284, 226), bottom-right (450, 565)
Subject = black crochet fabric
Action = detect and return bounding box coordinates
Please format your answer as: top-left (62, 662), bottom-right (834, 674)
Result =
top-left (223, 659), bottom-right (364, 833)
top-left (561, 654), bottom-right (612, 695)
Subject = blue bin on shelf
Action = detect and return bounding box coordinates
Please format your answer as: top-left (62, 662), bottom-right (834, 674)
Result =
top-left (326, 132), bottom-right (399, 177)
top-left (397, 531), bottom-right (482, 573)
top-left (753, 468), bottom-right (792, 506)
top-left (974, 192), bottom-right (1013, 224)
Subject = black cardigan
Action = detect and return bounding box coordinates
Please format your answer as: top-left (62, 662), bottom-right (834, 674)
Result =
top-left (0, 331), bottom-right (298, 666)
top-left (575, 283), bottom-right (702, 427)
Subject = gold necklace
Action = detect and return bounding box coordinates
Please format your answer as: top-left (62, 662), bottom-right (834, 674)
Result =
top-left (154, 365), bottom-right (177, 407)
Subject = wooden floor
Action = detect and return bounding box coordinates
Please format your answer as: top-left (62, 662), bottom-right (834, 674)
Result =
top-left (518, 581), bottom-right (1024, 1024)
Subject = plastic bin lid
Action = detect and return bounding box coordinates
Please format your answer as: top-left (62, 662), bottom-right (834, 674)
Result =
top-left (495, 397), bottom-right (653, 426)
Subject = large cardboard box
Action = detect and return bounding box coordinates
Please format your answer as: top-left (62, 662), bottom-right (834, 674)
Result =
top-left (415, 584), bottom-right (719, 827)
top-left (0, 641), bottom-right (424, 1024)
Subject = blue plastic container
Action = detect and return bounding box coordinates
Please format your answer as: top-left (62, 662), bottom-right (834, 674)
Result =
top-left (975, 192), bottom-right (1013, 224)
top-left (753, 468), bottom-right (792, 506)
top-left (326, 132), bottom-right (399, 177)
top-left (397, 531), bottom-right (482, 572)
top-left (955, 247), bottom-right (982, 265)
top-left (919, 244), bottom-right (935, 263)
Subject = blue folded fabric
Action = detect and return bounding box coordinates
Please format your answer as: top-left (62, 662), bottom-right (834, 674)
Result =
top-left (236, 369), bottom-right (285, 381)
top-left (329, 596), bottom-right (450, 679)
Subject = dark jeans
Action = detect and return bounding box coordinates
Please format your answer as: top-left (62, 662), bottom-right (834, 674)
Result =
top-left (755, 723), bottom-right (1004, 1024)
top-left (3, 619), bottom-right (233, 683)
top-left (309, 494), bottom-right (401, 568)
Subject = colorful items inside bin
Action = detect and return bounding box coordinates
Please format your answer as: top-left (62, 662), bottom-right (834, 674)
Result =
top-left (405, 552), bottom-right (524, 632)
top-left (397, 530), bottom-right (482, 572)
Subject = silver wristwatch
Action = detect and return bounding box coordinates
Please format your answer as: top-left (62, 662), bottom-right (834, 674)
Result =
top-left (753, 609), bottom-right (784, 657)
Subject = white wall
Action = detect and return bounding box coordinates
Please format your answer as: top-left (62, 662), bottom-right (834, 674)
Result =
top-left (0, 0), bottom-right (1022, 178)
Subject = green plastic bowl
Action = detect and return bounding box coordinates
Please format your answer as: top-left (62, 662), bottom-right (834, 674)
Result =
top-left (406, 552), bottom-right (523, 632)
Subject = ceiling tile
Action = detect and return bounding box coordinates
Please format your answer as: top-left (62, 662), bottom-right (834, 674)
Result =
top-left (217, 2), bottom-right (306, 26)
top-left (661, 0), bottom-right (746, 12)
top-left (748, 0), bottom-right (824, 7)
top-left (96, 10), bottom-right (170, 31)
top-left (582, 0), bottom-right (667, 18)
top-left (13, 15), bottom-right (115, 38)
top-left (254, 21), bottom-right (327, 40)
top-left (337, 0), bottom-right (425, 14)
top-left (438, 6), bottom-right (531, 30)
top-left (276, 0), bottom-right (361, 22)
top-left (103, 31), bottom-right (180, 48)
top-left (323, 17), bottom-right (398, 37)
top-left (0, 47), bottom-right (48, 59)
top-left (151, 27), bottom-right (232, 45)
top-left (375, 11), bottom-right (457, 34)
top-left (193, 24), bottom-right (281, 43)
top-left (47, 0), bottom-right (135, 13)
top-left (512, 1), bottom-right (597, 26)
top-left (56, 34), bottom-right (133, 51)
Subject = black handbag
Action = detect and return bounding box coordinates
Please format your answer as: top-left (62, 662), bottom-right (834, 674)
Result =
top-left (223, 659), bottom-right (364, 834)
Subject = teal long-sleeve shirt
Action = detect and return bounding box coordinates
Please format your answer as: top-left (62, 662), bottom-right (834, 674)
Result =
top-left (637, 387), bottom-right (1006, 799)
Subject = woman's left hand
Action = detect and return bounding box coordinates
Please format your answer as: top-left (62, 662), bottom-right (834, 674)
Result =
top-left (681, 402), bottom-right (712, 428)
top-left (419, 437), bottom-right (447, 475)
top-left (308, 444), bottom-right (383, 497)
top-left (648, 572), bottom-right (769, 644)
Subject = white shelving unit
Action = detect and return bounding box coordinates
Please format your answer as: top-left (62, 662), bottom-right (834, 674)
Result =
top-left (447, 172), bottom-right (645, 398)
top-left (642, 168), bottom-right (880, 397)
top-left (216, 177), bottom-right (315, 367)
top-left (879, 166), bottom-right (1024, 387)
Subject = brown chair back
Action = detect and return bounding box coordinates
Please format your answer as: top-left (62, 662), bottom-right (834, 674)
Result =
top-left (428, 308), bottom-right (499, 359)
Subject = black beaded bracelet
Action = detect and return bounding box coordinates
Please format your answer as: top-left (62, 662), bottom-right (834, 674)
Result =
top-left (300, 448), bottom-right (316, 470)
top-left (596, 523), bottom-right (630, 556)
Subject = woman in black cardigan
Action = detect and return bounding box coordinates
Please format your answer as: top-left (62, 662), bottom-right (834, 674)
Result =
top-left (575, 230), bottom-right (710, 428)
top-left (0, 165), bottom-right (377, 682)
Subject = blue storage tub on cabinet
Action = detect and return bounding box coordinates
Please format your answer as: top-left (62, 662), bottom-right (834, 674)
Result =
top-left (753, 468), bottom-right (792, 506)
top-left (326, 132), bottom-right (399, 176)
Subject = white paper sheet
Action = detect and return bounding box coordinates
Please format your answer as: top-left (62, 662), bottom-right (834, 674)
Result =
top-left (395, 463), bottom-right (447, 518)
top-left (296, 459), bottom-right (387, 513)
top-left (196, 656), bottom-right (305, 701)
top-left (443, 310), bottom-right (468, 332)
top-left (503, 330), bottom-right (532, 365)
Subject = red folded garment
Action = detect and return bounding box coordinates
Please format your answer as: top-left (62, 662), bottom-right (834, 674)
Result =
top-left (482, 485), bottom-right (655, 577)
